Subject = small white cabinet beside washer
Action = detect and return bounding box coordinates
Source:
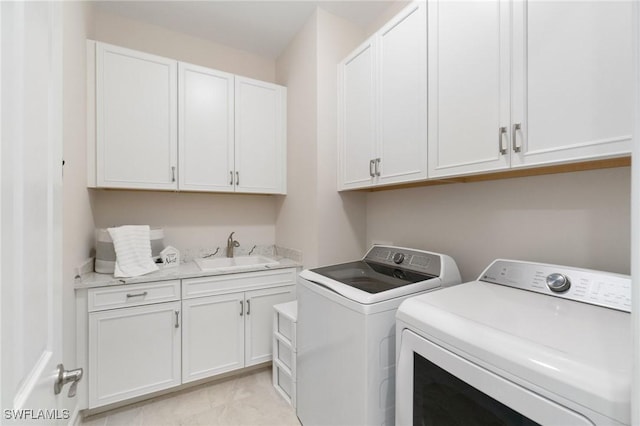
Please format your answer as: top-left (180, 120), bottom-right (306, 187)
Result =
top-left (272, 301), bottom-right (297, 407)
top-left (87, 281), bottom-right (182, 409)
top-left (181, 268), bottom-right (296, 384)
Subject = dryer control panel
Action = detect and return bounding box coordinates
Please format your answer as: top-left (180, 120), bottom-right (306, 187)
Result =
top-left (480, 259), bottom-right (631, 312)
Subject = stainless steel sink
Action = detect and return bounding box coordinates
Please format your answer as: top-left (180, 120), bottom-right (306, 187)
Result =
top-left (194, 255), bottom-right (279, 272)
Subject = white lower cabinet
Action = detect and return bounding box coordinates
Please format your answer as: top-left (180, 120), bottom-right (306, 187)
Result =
top-left (79, 268), bottom-right (297, 410)
top-left (88, 301), bottom-right (182, 408)
top-left (181, 293), bottom-right (245, 382)
top-left (181, 271), bottom-right (296, 384)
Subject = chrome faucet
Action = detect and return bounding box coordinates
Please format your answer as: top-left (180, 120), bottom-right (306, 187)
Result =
top-left (227, 232), bottom-right (240, 258)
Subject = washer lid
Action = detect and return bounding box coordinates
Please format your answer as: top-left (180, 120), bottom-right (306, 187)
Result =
top-left (397, 281), bottom-right (632, 424)
top-left (299, 268), bottom-right (442, 305)
top-left (309, 260), bottom-right (436, 294)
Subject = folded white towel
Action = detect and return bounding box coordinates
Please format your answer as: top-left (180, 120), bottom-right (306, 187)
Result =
top-left (107, 225), bottom-right (159, 278)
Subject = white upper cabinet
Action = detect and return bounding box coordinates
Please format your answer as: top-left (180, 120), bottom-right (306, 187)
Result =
top-left (428, 0), bottom-right (511, 178)
top-left (428, 0), bottom-right (631, 179)
top-left (339, 39), bottom-right (376, 190)
top-left (338, 2), bottom-right (427, 190)
top-left (235, 77), bottom-right (287, 194)
top-left (377, 2), bottom-right (427, 186)
top-left (89, 41), bottom-right (287, 194)
top-left (178, 63), bottom-right (235, 192)
top-left (96, 43), bottom-right (178, 190)
top-left (510, 1), bottom-right (632, 167)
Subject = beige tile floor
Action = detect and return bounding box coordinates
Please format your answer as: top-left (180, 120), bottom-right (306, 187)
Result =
top-left (80, 368), bottom-right (300, 426)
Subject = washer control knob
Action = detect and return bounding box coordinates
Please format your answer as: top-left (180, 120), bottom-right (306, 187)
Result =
top-left (546, 273), bottom-right (571, 293)
top-left (393, 253), bottom-right (405, 264)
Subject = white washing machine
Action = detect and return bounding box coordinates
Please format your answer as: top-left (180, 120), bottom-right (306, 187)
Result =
top-left (296, 245), bottom-right (461, 426)
top-left (396, 259), bottom-right (632, 425)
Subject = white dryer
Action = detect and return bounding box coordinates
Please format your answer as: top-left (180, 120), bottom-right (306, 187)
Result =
top-left (396, 259), bottom-right (631, 425)
top-left (297, 245), bottom-right (461, 426)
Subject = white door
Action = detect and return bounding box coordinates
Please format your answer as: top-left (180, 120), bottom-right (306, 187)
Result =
top-left (178, 63), bottom-right (235, 192)
top-left (510, 1), bottom-right (632, 167)
top-left (1, 1), bottom-right (68, 423)
top-left (234, 76), bottom-right (286, 194)
top-left (338, 39), bottom-right (377, 190)
top-left (181, 293), bottom-right (245, 383)
top-left (377, 2), bottom-right (428, 186)
top-left (427, 0), bottom-right (511, 178)
top-left (244, 286), bottom-right (295, 366)
top-left (96, 42), bottom-right (178, 190)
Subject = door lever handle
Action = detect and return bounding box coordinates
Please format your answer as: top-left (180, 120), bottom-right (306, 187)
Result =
top-left (54, 364), bottom-right (83, 398)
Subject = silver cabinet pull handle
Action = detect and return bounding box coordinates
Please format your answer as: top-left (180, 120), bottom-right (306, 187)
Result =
top-left (174, 310), bottom-right (180, 328)
top-left (512, 123), bottom-right (522, 153)
top-left (240, 300), bottom-right (244, 316)
top-left (375, 158), bottom-right (381, 177)
top-left (126, 291), bottom-right (148, 298)
top-left (246, 300), bottom-right (251, 315)
top-left (369, 160), bottom-right (375, 177)
top-left (498, 126), bottom-right (508, 155)
top-left (236, 171), bottom-right (239, 186)
top-left (229, 171), bottom-right (233, 185)
top-left (171, 166), bottom-right (176, 182)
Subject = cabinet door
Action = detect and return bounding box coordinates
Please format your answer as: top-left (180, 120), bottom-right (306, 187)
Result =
top-left (88, 301), bottom-right (181, 408)
top-left (510, 1), bottom-right (632, 167)
top-left (181, 293), bottom-right (245, 383)
top-left (178, 63), bottom-right (235, 192)
top-left (427, 0), bottom-right (511, 178)
top-left (244, 286), bottom-right (296, 367)
top-left (377, 2), bottom-right (428, 185)
top-left (338, 39), bottom-right (377, 190)
top-left (96, 43), bottom-right (178, 189)
top-left (234, 77), bottom-right (286, 194)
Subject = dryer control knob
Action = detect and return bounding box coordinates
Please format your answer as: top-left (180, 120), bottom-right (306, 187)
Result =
top-left (393, 253), bottom-right (405, 264)
top-left (546, 273), bottom-right (571, 293)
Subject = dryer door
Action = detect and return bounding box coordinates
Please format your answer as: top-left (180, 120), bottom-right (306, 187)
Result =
top-left (396, 329), bottom-right (596, 426)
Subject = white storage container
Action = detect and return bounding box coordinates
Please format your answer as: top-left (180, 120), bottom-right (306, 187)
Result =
top-left (95, 228), bottom-right (164, 273)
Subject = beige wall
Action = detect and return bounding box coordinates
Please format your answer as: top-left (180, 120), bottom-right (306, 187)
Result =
top-left (62, 0), bottom-right (95, 415)
top-left (315, 9), bottom-right (367, 265)
top-left (367, 167), bottom-right (631, 281)
top-left (90, 8), bottom-right (280, 251)
top-left (91, 190), bottom-right (277, 251)
top-left (93, 9), bottom-right (275, 82)
top-left (275, 9), bottom-right (367, 267)
top-left (275, 12), bottom-right (319, 265)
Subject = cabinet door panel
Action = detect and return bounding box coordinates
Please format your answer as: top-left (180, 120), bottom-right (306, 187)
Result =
top-left (88, 302), bottom-right (181, 408)
top-left (378, 2), bottom-right (427, 185)
top-left (234, 77), bottom-right (286, 194)
top-left (96, 43), bottom-right (177, 189)
top-left (339, 39), bottom-right (376, 190)
top-left (245, 286), bottom-right (296, 366)
top-left (182, 293), bottom-right (245, 383)
top-left (511, 1), bottom-right (632, 167)
top-left (179, 63), bottom-right (235, 191)
top-left (428, 0), bottom-right (510, 177)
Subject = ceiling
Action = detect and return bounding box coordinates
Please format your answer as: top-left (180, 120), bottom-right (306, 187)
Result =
top-left (93, 1), bottom-right (398, 59)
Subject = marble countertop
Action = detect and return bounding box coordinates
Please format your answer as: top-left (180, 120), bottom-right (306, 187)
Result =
top-left (75, 257), bottom-right (302, 290)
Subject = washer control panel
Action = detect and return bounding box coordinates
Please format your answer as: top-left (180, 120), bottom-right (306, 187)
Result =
top-left (365, 245), bottom-right (441, 277)
top-left (480, 260), bottom-right (631, 312)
